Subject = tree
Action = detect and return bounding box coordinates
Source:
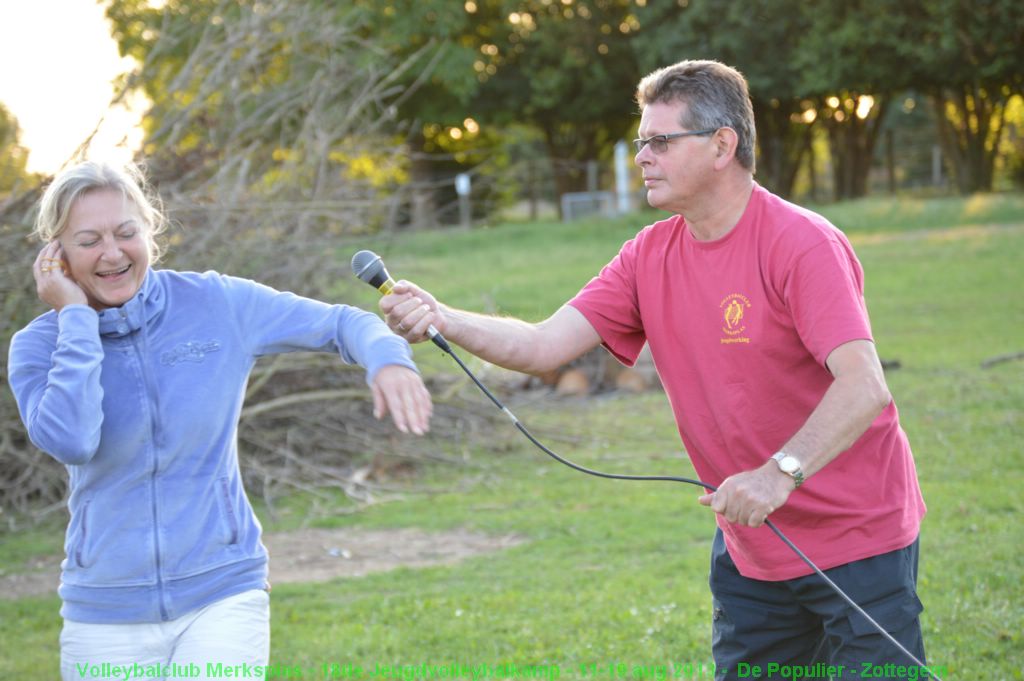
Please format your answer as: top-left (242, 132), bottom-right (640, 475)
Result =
top-left (637, 0), bottom-right (1024, 201)
top-left (907, 0), bottom-right (1024, 193)
top-left (345, 0), bottom-right (643, 220)
top-left (110, 1), bottom-right (644, 225)
top-left (795, 0), bottom-right (923, 200)
top-left (471, 0), bottom-right (642, 203)
top-left (0, 103), bottom-right (35, 198)
top-left (339, 1), bottom-right (481, 228)
top-left (0, 108), bottom-right (50, 519)
top-left (104, 0), bottom-right (439, 242)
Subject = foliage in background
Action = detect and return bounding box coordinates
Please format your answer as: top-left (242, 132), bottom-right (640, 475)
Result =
top-left (346, 0), bottom-right (643, 222)
top-left (101, 0), bottom-right (1024, 214)
top-left (104, 0), bottom-right (433, 234)
top-left (633, 0), bottom-right (1024, 200)
top-left (0, 103), bottom-right (36, 198)
top-left (513, 0), bottom-right (1019, 200)
top-left (470, 0), bottom-right (641, 200)
top-left (793, 1), bottom-right (920, 200)
top-left (908, 0), bottom-right (1024, 194)
top-left (999, 97), bottom-right (1024, 189)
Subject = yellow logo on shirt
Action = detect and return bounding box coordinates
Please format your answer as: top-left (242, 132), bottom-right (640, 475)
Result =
top-left (719, 293), bottom-right (751, 344)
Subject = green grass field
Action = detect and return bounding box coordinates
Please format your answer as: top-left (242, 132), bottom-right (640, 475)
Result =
top-left (1, 194), bottom-right (1022, 679)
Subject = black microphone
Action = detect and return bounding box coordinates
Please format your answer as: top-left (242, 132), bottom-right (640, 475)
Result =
top-left (350, 250), bottom-right (451, 353)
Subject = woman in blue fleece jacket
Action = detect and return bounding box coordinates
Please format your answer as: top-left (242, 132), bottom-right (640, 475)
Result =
top-left (8, 161), bottom-right (433, 679)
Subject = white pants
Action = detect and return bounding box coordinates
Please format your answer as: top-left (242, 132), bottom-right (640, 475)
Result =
top-left (60, 589), bottom-right (270, 681)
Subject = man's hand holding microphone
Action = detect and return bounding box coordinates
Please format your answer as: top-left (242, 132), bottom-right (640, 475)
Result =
top-left (381, 281), bottom-right (445, 345)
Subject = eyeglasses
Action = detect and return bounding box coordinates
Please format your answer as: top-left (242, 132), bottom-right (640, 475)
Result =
top-left (632, 129), bottom-right (718, 154)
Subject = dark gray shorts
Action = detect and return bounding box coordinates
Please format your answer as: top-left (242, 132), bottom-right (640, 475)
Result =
top-left (709, 529), bottom-right (926, 681)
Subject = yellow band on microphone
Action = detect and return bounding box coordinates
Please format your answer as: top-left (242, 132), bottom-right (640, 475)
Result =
top-left (377, 278), bottom-right (397, 295)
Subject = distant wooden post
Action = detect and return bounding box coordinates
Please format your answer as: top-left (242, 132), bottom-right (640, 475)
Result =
top-left (528, 160), bottom-right (538, 221)
top-left (614, 140), bottom-right (632, 214)
top-left (886, 129), bottom-right (896, 195)
top-left (586, 160), bottom-right (599, 193)
top-left (455, 172), bottom-right (471, 228)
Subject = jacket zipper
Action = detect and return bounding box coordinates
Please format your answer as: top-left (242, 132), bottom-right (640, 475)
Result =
top-left (127, 308), bottom-right (170, 621)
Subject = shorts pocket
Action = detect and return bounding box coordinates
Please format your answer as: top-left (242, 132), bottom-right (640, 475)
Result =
top-left (847, 588), bottom-right (923, 637)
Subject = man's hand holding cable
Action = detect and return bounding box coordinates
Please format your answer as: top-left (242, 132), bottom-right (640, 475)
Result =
top-left (381, 281), bottom-right (444, 344)
top-left (698, 461), bottom-right (795, 528)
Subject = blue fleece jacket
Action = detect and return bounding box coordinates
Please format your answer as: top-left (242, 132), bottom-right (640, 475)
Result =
top-left (7, 268), bottom-right (418, 624)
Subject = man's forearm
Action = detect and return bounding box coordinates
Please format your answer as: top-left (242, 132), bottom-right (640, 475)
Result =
top-left (442, 306), bottom-right (552, 373)
top-left (381, 282), bottom-right (603, 378)
top-left (701, 340), bottom-right (892, 526)
top-left (439, 303), bottom-right (603, 376)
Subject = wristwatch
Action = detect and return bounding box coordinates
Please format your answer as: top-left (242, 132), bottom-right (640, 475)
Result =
top-left (771, 451), bottom-right (805, 488)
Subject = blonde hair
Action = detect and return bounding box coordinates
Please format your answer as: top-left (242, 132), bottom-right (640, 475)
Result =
top-left (636, 60), bottom-right (757, 172)
top-left (35, 160), bottom-right (168, 263)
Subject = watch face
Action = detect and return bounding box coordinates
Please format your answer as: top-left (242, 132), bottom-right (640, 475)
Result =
top-left (780, 457), bottom-right (800, 474)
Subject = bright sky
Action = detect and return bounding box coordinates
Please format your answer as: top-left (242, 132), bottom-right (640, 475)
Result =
top-left (0, 0), bottom-right (145, 175)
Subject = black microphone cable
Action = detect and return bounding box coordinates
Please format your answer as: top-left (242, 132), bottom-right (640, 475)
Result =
top-left (444, 346), bottom-right (938, 681)
top-left (351, 250), bottom-right (941, 681)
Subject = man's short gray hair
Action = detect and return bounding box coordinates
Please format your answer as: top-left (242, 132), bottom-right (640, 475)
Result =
top-left (636, 60), bottom-right (756, 172)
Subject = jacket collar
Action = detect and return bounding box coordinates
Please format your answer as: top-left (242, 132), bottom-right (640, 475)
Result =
top-left (96, 269), bottom-right (164, 337)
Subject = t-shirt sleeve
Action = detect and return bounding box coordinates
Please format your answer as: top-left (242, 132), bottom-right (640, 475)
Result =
top-left (785, 235), bottom-right (873, 367)
top-left (567, 235), bottom-right (647, 366)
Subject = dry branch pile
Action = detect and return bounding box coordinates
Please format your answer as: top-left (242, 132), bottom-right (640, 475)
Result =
top-left (0, 2), bottom-right (506, 529)
top-left (1, 184), bottom-right (513, 530)
top-left (0, 191), bottom-right (55, 524)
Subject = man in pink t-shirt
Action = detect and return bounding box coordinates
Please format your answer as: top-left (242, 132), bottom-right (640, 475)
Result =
top-left (381, 60), bottom-right (928, 679)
